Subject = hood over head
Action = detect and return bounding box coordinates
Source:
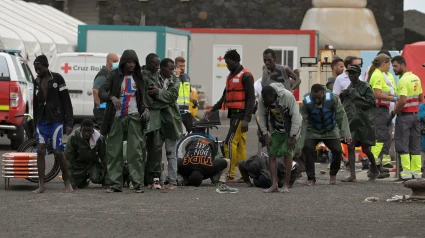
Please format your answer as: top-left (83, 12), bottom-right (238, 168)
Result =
top-left (269, 82), bottom-right (288, 98)
top-left (119, 49), bottom-right (141, 71)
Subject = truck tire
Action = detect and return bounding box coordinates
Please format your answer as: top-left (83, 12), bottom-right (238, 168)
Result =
top-left (10, 125), bottom-right (25, 150)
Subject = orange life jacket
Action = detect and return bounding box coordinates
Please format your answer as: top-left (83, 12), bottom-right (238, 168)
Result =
top-left (225, 68), bottom-right (252, 109)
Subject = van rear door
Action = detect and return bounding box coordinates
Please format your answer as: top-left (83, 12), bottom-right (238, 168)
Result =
top-left (0, 55), bottom-right (11, 113)
top-left (54, 55), bottom-right (85, 117)
top-left (82, 54), bottom-right (107, 117)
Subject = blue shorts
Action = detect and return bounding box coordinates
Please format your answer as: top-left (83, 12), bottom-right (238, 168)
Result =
top-left (36, 118), bottom-right (64, 151)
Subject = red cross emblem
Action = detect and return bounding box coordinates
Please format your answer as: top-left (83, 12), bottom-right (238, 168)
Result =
top-left (217, 56), bottom-right (223, 62)
top-left (61, 63), bottom-right (72, 74)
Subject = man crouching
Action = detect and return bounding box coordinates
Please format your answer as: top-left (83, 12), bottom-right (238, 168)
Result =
top-left (65, 119), bottom-right (106, 189)
top-left (257, 83), bottom-right (302, 193)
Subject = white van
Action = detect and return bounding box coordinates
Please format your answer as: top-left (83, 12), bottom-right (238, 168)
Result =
top-left (50, 53), bottom-right (110, 120)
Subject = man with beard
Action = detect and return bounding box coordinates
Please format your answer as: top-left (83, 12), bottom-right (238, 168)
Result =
top-left (99, 49), bottom-right (149, 193)
top-left (205, 49), bottom-right (255, 182)
top-left (390, 56), bottom-right (423, 179)
top-left (340, 65), bottom-right (380, 182)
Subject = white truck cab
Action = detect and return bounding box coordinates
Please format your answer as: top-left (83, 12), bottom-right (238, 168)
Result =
top-left (49, 53), bottom-right (111, 120)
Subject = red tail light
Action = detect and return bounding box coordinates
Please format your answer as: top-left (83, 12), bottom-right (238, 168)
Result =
top-left (10, 85), bottom-right (20, 108)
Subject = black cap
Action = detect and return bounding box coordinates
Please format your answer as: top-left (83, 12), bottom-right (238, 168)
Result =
top-left (34, 55), bottom-right (49, 66)
top-left (346, 64), bottom-right (361, 73)
top-left (377, 50), bottom-right (391, 58)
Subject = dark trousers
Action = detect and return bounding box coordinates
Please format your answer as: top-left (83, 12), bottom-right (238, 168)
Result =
top-left (304, 138), bottom-right (342, 181)
top-left (93, 107), bottom-right (105, 129)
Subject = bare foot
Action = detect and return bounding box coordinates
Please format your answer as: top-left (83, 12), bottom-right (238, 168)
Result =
top-left (278, 186), bottom-right (290, 193)
top-left (330, 175), bottom-right (337, 185)
top-left (64, 182), bottom-right (74, 193)
top-left (263, 186), bottom-right (278, 193)
top-left (341, 176), bottom-right (357, 182)
top-left (32, 187), bottom-right (46, 194)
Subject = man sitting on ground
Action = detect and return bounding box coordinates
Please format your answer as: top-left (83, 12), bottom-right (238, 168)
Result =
top-left (177, 137), bottom-right (238, 193)
top-left (65, 119), bottom-right (106, 189)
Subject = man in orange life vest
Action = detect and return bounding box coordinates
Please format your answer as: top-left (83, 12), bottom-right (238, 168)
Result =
top-left (205, 49), bottom-right (255, 182)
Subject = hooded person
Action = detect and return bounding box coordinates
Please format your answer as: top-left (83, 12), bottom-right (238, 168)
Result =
top-left (98, 49), bottom-right (149, 193)
top-left (257, 83), bottom-right (302, 192)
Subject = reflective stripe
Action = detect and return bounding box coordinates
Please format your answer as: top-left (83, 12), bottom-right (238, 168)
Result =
top-left (0, 105), bottom-right (10, 111)
top-left (400, 170), bottom-right (412, 180)
top-left (411, 171), bottom-right (423, 178)
top-left (376, 92), bottom-right (391, 107)
top-left (401, 95), bottom-right (419, 112)
top-left (178, 82), bottom-right (191, 106)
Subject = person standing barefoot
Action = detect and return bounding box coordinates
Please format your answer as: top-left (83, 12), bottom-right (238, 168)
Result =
top-left (33, 55), bottom-right (74, 193)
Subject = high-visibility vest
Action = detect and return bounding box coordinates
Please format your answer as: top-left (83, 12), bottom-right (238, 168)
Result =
top-left (398, 72), bottom-right (422, 113)
top-left (178, 82), bottom-right (191, 106)
top-left (225, 68), bottom-right (253, 109)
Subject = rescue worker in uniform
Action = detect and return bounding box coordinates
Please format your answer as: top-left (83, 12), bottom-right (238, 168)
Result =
top-left (157, 58), bottom-right (183, 190)
top-left (389, 56), bottom-right (423, 179)
top-left (257, 84), bottom-right (302, 193)
top-left (340, 65), bottom-right (380, 182)
top-left (65, 119), bottom-right (106, 189)
top-left (93, 53), bottom-right (119, 128)
top-left (365, 50), bottom-right (396, 170)
top-left (367, 53), bottom-right (397, 178)
top-left (175, 56), bottom-right (197, 133)
top-left (99, 49), bottom-right (149, 193)
top-left (301, 84), bottom-right (351, 185)
top-left (205, 49), bottom-right (255, 183)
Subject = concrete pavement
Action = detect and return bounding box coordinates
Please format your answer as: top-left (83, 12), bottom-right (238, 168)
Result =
top-left (0, 119), bottom-right (423, 238)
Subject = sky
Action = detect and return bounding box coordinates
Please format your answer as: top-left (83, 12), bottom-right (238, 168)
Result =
top-left (404, 0), bottom-right (425, 12)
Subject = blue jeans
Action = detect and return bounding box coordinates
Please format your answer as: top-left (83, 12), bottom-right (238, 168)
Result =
top-left (329, 150), bottom-right (333, 163)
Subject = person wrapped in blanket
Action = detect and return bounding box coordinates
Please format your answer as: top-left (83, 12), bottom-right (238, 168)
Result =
top-left (177, 135), bottom-right (239, 193)
top-left (238, 153), bottom-right (299, 188)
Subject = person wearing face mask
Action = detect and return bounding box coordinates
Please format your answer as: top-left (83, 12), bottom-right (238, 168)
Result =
top-left (204, 49), bottom-right (255, 183)
top-left (93, 53), bottom-right (119, 129)
top-left (367, 53), bottom-right (397, 178)
top-left (99, 49), bottom-right (149, 193)
top-left (257, 83), bottom-right (302, 192)
top-left (301, 84), bottom-right (351, 185)
top-left (339, 65), bottom-right (380, 182)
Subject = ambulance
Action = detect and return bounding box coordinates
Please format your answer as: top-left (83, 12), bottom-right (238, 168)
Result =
top-left (50, 53), bottom-right (111, 120)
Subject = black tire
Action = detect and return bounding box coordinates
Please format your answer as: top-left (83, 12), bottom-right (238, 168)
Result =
top-left (10, 125), bottom-right (25, 150)
top-left (176, 133), bottom-right (211, 160)
top-left (17, 139), bottom-right (61, 183)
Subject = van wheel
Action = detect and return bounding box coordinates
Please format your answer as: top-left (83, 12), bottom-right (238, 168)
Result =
top-left (11, 125), bottom-right (25, 150)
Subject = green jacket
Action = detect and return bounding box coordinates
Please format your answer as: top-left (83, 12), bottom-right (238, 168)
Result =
top-left (257, 83), bottom-right (302, 138)
top-left (340, 80), bottom-right (376, 145)
top-left (65, 129), bottom-right (106, 173)
top-left (142, 70), bottom-right (182, 138)
top-left (300, 93), bottom-right (351, 141)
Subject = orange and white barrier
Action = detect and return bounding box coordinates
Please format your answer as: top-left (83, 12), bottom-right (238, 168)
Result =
top-left (2, 152), bottom-right (38, 189)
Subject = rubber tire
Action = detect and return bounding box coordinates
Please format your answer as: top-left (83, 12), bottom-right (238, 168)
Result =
top-left (10, 125), bottom-right (25, 150)
top-left (17, 139), bottom-right (61, 183)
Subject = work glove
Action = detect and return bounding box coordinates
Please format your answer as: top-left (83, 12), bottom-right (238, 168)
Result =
top-left (386, 111), bottom-right (396, 126)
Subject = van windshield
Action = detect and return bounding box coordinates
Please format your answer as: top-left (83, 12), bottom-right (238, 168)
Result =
top-left (0, 56), bottom-right (10, 80)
